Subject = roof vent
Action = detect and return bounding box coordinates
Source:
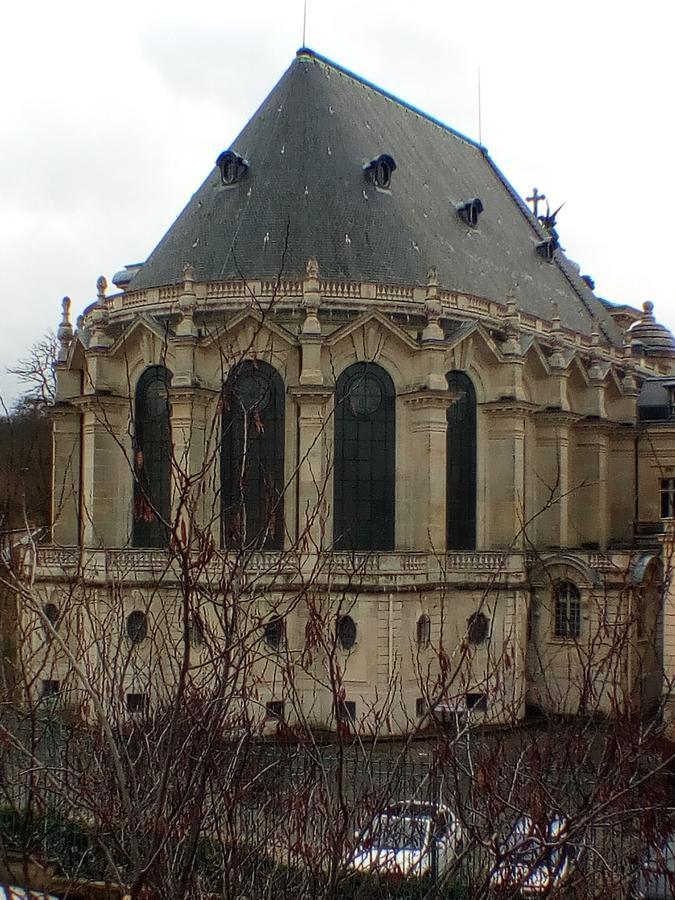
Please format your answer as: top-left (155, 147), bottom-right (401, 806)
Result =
top-left (216, 150), bottom-right (249, 186)
top-left (456, 198), bottom-right (484, 227)
top-left (536, 238), bottom-right (557, 261)
top-left (364, 154), bottom-right (396, 190)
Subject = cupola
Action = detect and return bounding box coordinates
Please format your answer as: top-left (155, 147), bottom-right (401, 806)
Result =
top-left (627, 301), bottom-right (675, 355)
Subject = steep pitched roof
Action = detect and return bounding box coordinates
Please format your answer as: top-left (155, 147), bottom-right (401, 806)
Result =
top-left (129, 49), bottom-right (622, 344)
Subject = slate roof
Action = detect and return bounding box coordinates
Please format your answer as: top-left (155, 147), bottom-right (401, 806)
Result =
top-left (129, 49), bottom-right (622, 345)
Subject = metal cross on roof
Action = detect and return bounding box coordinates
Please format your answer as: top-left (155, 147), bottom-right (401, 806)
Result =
top-left (526, 187), bottom-right (546, 217)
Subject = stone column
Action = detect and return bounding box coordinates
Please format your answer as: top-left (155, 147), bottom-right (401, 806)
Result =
top-left (51, 404), bottom-right (82, 546)
top-left (483, 401), bottom-right (532, 549)
top-left (290, 387), bottom-right (333, 550)
top-left (401, 391), bottom-right (453, 551)
top-left (76, 396), bottom-right (131, 548)
top-left (532, 411), bottom-right (577, 548)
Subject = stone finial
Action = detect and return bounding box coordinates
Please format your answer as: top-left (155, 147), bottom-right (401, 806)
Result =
top-left (306, 257), bottom-right (319, 279)
top-left (302, 257), bottom-right (321, 336)
top-left (621, 368), bottom-right (638, 397)
top-left (90, 276), bottom-right (111, 348)
top-left (501, 288), bottom-right (521, 356)
top-left (177, 261), bottom-right (198, 337)
top-left (422, 264), bottom-right (443, 343)
top-left (96, 275), bottom-right (107, 303)
top-left (57, 296), bottom-right (73, 362)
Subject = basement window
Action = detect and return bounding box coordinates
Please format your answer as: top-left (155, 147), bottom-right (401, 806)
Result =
top-left (336, 700), bottom-right (356, 723)
top-left (266, 700), bottom-right (285, 721)
top-left (126, 692), bottom-right (148, 714)
top-left (466, 692), bottom-right (488, 712)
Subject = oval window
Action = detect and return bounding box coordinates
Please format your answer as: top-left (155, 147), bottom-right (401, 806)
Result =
top-left (126, 610), bottom-right (148, 645)
top-left (336, 615), bottom-right (357, 650)
top-left (264, 616), bottom-right (284, 650)
top-left (467, 612), bottom-right (489, 645)
top-left (43, 603), bottom-right (59, 630)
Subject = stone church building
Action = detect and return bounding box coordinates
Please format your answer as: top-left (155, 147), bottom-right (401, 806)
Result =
top-left (21, 49), bottom-right (675, 734)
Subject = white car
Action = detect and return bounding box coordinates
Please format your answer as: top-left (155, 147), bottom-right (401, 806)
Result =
top-left (347, 800), bottom-right (463, 879)
top-left (489, 813), bottom-right (576, 895)
top-left (631, 830), bottom-right (675, 899)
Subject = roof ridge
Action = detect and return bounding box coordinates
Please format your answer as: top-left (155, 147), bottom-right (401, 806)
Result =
top-left (295, 46), bottom-right (483, 152)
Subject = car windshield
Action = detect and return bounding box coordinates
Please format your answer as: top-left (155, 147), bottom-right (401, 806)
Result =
top-left (366, 814), bottom-right (429, 852)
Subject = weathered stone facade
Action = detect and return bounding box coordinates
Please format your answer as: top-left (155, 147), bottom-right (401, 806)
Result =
top-left (21, 49), bottom-right (675, 735)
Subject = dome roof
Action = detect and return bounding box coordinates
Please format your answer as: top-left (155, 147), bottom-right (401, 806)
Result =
top-left (628, 301), bottom-right (675, 353)
top-left (128, 49), bottom-right (622, 345)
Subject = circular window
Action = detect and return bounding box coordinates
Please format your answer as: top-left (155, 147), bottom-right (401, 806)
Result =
top-left (126, 610), bottom-right (148, 645)
top-left (264, 616), bottom-right (284, 650)
top-left (347, 374), bottom-right (382, 417)
top-left (233, 371), bottom-right (272, 413)
top-left (336, 615), bottom-right (357, 650)
top-left (467, 612), bottom-right (489, 645)
top-left (43, 603), bottom-right (59, 631)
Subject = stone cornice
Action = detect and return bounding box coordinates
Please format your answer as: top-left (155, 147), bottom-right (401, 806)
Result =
top-left (71, 393), bottom-right (130, 415)
top-left (482, 399), bottom-right (540, 417)
top-left (532, 408), bottom-right (582, 426)
top-left (401, 388), bottom-right (458, 409)
top-left (288, 385), bottom-right (334, 403)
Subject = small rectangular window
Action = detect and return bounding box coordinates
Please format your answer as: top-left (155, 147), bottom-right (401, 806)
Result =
top-left (661, 478), bottom-right (675, 519)
top-left (41, 680), bottom-right (60, 699)
top-left (415, 697), bottom-right (428, 717)
top-left (126, 692), bottom-right (148, 714)
top-left (337, 700), bottom-right (356, 723)
top-left (265, 700), bottom-right (284, 721)
top-left (466, 692), bottom-right (488, 712)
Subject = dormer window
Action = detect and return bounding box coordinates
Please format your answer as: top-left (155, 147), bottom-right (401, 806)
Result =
top-left (536, 238), bottom-right (557, 261)
top-left (364, 154), bottom-right (396, 190)
top-left (216, 150), bottom-right (249, 186)
top-left (456, 198), bottom-right (484, 227)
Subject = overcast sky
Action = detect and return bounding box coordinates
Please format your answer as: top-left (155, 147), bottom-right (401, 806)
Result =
top-left (2, 0), bottom-right (673, 405)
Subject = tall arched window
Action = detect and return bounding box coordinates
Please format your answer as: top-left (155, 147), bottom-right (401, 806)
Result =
top-left (221, 361), bottom-right (285, 550)
top-left (334, 362), bottom-right (395, 551)
top-left (133, 366), bottom-right (172, 548)
top-left (446, 371), bottom-right (476, 550)
top-left (554, 581), bottom-right (581, 639)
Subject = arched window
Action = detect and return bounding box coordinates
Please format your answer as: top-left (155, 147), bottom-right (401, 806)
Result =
top-left (221, 361), bottom-right (285, 550)
top-left (133, 366), bottom-right (172, 548)
top-left (554, 582), bottom-right (581, 639)
top-left (43, 603), bottom-right (59, 632)
top-left (446, 371), bottom-right (476, 550)
top-left (334, 362), bottom-right (395, 550)
top-left (416, 615), bottom-right (431, 646)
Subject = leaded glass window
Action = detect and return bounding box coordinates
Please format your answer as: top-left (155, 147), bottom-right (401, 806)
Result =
top-left (334, 362), bottom-right (395, 550)
top-left (446, 371), bottom-right (476, 550)
top-left (221, 361), bottom-right (285, 550)
top-left (133, 366), bottom-right (172, 548)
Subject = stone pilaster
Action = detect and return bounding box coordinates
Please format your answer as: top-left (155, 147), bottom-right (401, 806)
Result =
top-left (169, 387), bottom-right (219, 537)
top-left (532, 411), bottom-right (578, 548)
top-left (290, 387), bottom-right (333, 550)
top-left (75, 395), bottom-right (131, 548)
top-left (570, 419), bottom-right (611, 550)
top-left (483, 401), bottom-right (534, 549)
top-left (50, 404), bottom-right (81, 546)
top-left (402, 390), bottom-right (453, 550)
